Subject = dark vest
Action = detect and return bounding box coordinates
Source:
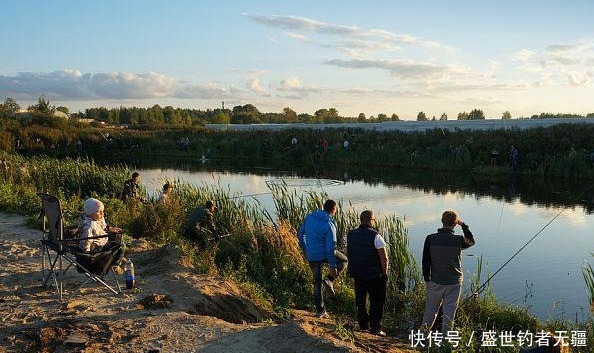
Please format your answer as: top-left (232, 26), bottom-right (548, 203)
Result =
top-left (347, 225), bottom-right (382, 281)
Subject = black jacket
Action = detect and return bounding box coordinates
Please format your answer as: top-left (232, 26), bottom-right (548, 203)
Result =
top-left (422, 223), bottom-right (475, 285)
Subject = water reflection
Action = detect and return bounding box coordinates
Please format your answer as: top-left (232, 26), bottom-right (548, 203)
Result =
top-left (132, 156), bottom-right (594, 214)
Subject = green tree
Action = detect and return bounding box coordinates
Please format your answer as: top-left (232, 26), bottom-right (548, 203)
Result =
top-left (212, 112), bottom-right (230, 124)
top-left (232, 104), bottom-right (261, 124)
top-left (28, 96), bottom-right (55, 115)
top-left (282, 107), bottom-right (297, 123)
top-left (297, 113), bottom-right (313, 123)
top-left (502, 111), bottom-right (512, 120)
top-left (391, 113), bottom-right (400, 121)
top-left (377, 113), bottom-right (388, 122)
top-left (440, 112), bottom-right (448, 121)
top-left (416, 111), bottom-right (427, 121)
top-left (457, 111), bottom-right (469, 120)
top-left (357, 113), bottom-right (366, 122)
top-left (1, 98), bottom-right (20, 117)
top-left (314, 108), bottom-right (340, 123)
top-left (468, 109), bottom-right (485, 120)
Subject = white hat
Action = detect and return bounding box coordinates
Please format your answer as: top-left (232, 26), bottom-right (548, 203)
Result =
top-left (84, 198), bottom-right (104, 215)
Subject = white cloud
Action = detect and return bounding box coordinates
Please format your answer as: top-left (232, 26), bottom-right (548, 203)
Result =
top-left (460, 96), bottom-right (503, 106)
top-left (512, 49), bottom-right (535, 62)
top-left (244, 13), bottom-right (453, 56)
top-left (278, 76), bottom-right (322, 99)
top-left (514, 40), bottom-right (594, 87)
top-left (245, 69), bottom-right (268, 95)
top-left (283, 31), bottom-right (310, 42)
top-left (565, 71), bottom-right (593, 87)
top-left (324, 58), bottom-right (457, 81)
top-left (545, 44), bottom-right (577, 53)
top-left (280, 76), bottom-right (302, 90)
top-left (0, 69), bottom-right (234, 100)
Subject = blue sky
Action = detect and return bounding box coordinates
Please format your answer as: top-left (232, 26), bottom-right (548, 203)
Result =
top-left (2, 0), bottom-right (594, 119)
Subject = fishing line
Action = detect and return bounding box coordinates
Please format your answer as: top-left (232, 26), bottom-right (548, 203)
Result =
top-left (495, 200), bottom-right (505, 235)
top-left (460, 206), bottom-right (567, 307)
top-left (301, 131), bottom-right (326, 193)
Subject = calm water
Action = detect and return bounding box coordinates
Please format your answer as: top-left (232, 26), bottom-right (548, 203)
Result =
top-left (138, 160), bottom-right (594, 320)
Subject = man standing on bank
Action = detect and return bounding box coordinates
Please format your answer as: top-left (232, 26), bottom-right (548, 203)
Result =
top-left (347, 210), bottom-right (389, 337)
top-left (422, 210), bottom-right (475, 333)
top-left (297, 199), bottom-right (347, 319)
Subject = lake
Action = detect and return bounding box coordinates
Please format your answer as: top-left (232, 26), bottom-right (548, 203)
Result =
top-left (138, 159), bottom-right (594, 321)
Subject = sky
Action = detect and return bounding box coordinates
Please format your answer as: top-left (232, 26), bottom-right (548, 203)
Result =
top-left (2, 0), bottom-right (594, 119)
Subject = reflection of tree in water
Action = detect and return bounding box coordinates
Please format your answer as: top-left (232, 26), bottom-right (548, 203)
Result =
top-left (131, 156), bottom-right (594, 214)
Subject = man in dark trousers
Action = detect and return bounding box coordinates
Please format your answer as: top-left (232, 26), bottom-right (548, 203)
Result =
top-left (347, 210), bottom-right (389, 337)
top-left (422, 210), bottom-right (475, 333)
top-left (297, 199), bottom-right (347, 319)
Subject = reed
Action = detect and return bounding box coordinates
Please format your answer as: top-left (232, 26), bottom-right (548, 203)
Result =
top-left (583, 255), bottom-right (594, 314)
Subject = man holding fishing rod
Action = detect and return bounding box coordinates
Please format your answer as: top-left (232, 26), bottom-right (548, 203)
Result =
top-left (421, 210), bottom-right (475, 333)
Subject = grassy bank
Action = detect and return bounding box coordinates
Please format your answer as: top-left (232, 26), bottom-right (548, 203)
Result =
top-left (1, 152), bottom-right (592, 352)
top-left (3, 118), bottom-right (594, 180)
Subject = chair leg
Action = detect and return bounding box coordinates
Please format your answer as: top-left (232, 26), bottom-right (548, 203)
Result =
top-left (42, 251), bottom-right (59, 287)
top-left (68, 276), bottom-right (93, 301)
top-left (41, 243), bottom-right (46, 283)
top-left (58, 256), bottom-right (63, 301)
top-left (65, 263), bottom-right (121, 301)
top-left (111, 269), bottom-right (122, 293)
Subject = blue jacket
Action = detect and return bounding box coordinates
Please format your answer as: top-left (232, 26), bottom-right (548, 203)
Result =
top-left (297, 210), bottom-right (337, 268)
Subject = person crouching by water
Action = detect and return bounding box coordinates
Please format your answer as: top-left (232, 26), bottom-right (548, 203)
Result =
top-left (158, 182), bottom-right (173, 204)
top-left (79, 198), bottom-right (125, 273)
top-left (422, 210), bottom-right (475, 333)
top-left (297, 199), bottom-right (348, 319)
top-left (183, 200), bottom-right (218, 248)
top-left (347, 210), bottom-right (388, 337)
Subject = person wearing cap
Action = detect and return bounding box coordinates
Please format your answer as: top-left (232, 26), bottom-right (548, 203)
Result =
top-left (421, 210), bottom-right (475, 333)
top-left (297, 199), bottom-right (347, 319)
top-left (78, 197), bottom-right (124, 274)
top-left (183, 200), bottom-right (218, 248)
top-left (78, 198), bottom-right (121, 252)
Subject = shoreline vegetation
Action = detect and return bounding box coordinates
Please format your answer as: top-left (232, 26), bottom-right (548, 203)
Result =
top-left (1, 97), bottom-right (594, 181)
top-left (1, 152), bottom-right (593, 352)
top-left (4, 115), bottom-right (594, 182)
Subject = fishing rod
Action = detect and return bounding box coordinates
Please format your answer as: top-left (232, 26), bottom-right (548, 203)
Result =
top-left (301, 131), bottom-right (326, 192)
top-left (460, 206), bottom-right (567, 307)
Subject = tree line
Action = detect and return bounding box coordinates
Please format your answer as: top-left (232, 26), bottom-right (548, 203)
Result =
top-left (2, 96), bottom-right (594, 128)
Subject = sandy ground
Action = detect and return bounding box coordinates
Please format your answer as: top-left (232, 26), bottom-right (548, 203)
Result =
top-left (0, 212), bottom-right (415, 353)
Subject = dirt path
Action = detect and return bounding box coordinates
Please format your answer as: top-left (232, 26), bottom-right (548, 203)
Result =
top-left (0, 212), bottom-right (414, 352)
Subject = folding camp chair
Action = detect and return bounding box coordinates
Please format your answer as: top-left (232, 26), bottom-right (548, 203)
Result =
top-left (39, 193), bottom-right (122, 301)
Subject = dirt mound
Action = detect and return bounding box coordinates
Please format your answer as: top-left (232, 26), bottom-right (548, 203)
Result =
top-left (133, 243), bottom-right (271, 324)
top-left (136, 293), bottom-right (174, 309)
top-left (199, 320), bottom-right (354, 353)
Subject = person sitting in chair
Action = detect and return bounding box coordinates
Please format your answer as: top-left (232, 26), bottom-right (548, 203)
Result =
top-left (79, 198), bottom-right (125, 272)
